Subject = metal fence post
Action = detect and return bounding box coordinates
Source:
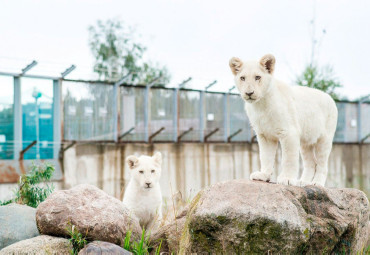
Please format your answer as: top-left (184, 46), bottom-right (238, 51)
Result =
top-left (13, 76), bottom-right (22, 159)
top-left (200, 91), bottom-right (205, 142)
top-left (144, 85), bottom-right (149, 142)
top-left (53, 79), bottom-right (62, 159)
top-left (113, 82), bottom-right (119, 142)
top-left (173, 88), bottom-right (178, 142)
top-left (357, 101), bottom-right (362, 143)
top-left (223, 93), bottom-right (229, 142)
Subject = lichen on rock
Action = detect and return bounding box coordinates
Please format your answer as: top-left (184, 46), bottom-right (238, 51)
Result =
top-left (154, 180), bottom-right (369, 254)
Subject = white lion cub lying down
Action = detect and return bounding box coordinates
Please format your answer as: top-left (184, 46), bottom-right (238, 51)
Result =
top-left (229, 54), bottom-right (338, 186)
top-left (123, 152), bottom-right (162, 230)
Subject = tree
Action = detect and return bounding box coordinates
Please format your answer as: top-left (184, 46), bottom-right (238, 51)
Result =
top-left (88, 19), bottom-right (170, 85)
top-left (296, 1), bottom-right (342, 100)
top-left (296, 64), bottom-right (342, 100)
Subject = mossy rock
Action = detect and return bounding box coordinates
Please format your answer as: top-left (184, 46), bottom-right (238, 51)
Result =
top-left (176, 180), bottom-right (369, 254)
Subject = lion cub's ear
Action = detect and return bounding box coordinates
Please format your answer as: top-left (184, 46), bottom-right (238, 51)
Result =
top-left (229, 57), bottom-right (243, 75)
top-left (260, 54), bottom-right (276, 74)
top-left (152, 151), bottom-right (162, 165)
top-left (126, 155), bottom-right (139, 169)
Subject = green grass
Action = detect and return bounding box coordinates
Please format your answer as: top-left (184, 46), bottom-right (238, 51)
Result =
top-left (66, 222), bottom-right (88, 255)
top-left (66, 224), bottom-right (162, 255)
top-left (123, 228), bottom-right (162, 255)
top-left (0, 163), bottom-right (55, 208)
top-left (0, 198), bottom-right (13, 206)
top-left (357, 244), bottom-right (370, 255)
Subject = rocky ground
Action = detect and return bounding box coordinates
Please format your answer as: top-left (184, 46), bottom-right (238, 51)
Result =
top-left (0, 181), bottom-right (369, 254)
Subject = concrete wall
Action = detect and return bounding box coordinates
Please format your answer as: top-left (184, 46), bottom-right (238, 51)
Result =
top-left (1, 143), bottom-right (368, 202)
top-left (62, 143), bottom-right (370, 201)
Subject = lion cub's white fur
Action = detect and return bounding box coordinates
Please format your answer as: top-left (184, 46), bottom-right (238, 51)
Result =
top-left (229, 54), bottom-right (338, 186)
top-left (123, 152), bottom-right (162, 230)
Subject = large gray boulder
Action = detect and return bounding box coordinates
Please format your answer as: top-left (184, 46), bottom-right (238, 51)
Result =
top-left (36, 184), bottom-right (142, 246)
top-left (0, 203), bottom-right (39, 249)
top-left (0, 235), bottom-right (71, 255)
top-left (156, 180), bottom-right (369, 254)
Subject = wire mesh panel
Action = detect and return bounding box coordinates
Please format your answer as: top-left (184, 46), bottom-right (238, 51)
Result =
top-left (334, 102), bottom-right (346, 142)
top-left (21, 78), bottom-right (54, 159)
top-left (120, 86), bottom-right (146, 141)
top-left (92, 84), bottom-right (114, 140)
top-left (150, 88), bottom-right (175, 141)
top-left (63, 81), bottom-right (114, 141)
top-left (0, 76), bottom-right (14, 159)
top-left (334, 102), bottom-right (358, 143)
top-left (205, 93), bottom-right (224, 141)
top-left (228, 94), bottom-right (250, 142)
top-left (178, 90), bottom-right (201, 141)
top-left (360, 102), bottom-right (370, 143)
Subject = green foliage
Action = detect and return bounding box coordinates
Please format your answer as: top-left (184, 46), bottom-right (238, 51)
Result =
top-left (16, 163), bottom-right (55, 208)
top-left (296, 64), bottom-right (342, 100)
top-left (122, 229), bottom-right (162, 255)
top-left (0, 199), bottom-right (13, 206)
top-left (0, 163), bottom-right (55, 208)
top-left (66, 226), bottom-right (163, 255)
top-left (123, 229), bottom-right (132, 251)
top-left (66, 223), bottom-right (88, 255)
top-left (154, 240), bottom-right (162, 255)
top-left (88, 18), bottom-right (170, 85)
top-left (357, 244), bottom-right (370, 255)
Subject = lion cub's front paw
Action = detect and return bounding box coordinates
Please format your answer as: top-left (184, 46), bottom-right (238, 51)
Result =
top-left (311, 173), bottom-right (326, 187)
top-left (310, 181), bottom-right (325, 187)
top-left (250, 171), bottom-right (271, 182)
top-left (277, 176), bottom-right (297, 186)
top-left (297, 179), bottom-right (311, 187)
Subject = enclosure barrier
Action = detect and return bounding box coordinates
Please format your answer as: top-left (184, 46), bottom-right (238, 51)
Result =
top-left (0, 65), bottom-right (369, 161)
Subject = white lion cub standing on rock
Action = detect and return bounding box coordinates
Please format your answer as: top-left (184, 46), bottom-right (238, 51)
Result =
top-left (229, 54), bottom-right (338, 186)
top-left (123, 152), bottom-right (163, 231)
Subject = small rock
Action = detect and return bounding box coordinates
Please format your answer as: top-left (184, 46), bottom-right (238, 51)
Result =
top-left (0, 203), bottom-right (39, 249)
top-left (0, 235), bottom-right (71, 255)
top-left (36, 184), bottom-right (142, 246)
top-left (78, 241), bottom-right (132, 255)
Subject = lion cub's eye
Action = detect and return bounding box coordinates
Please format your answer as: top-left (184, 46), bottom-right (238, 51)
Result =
top-left (255, 76), bottom-right (261, 81)
top-left (151, 170), bottom-right (155, 173)
top-left (240, 76), bottom-right (245, 81)
top-left (139, 170), bottom-right (144, 174)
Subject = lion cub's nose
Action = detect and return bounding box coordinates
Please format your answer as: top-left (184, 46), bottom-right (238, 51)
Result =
top-left (245, 91), bottom-right (254, 97)
top-left (145, 182), bottom-right (152, 188)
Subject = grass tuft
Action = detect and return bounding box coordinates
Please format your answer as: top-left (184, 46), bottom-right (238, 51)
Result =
top-left (66, 222), bottom-right (88, 255)
top-left (0, 162), bottom-right (55, 208)
top-left (122, 228), bottom-right (162, 255)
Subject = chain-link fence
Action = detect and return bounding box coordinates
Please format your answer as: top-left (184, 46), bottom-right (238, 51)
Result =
top-left (61, 82), bottom-right (370, 143)
top-left (178, 90), bottom-right (201, 141)
top-left (63, 81), bottom-right (115, 141)
top-left (0, 73), bottom-right (369, 160)
top-left (120, 86), bottom-right (146, 141)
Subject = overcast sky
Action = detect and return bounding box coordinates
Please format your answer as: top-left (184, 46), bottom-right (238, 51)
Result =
top-left (0, 0), bottom-right (369, 100)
